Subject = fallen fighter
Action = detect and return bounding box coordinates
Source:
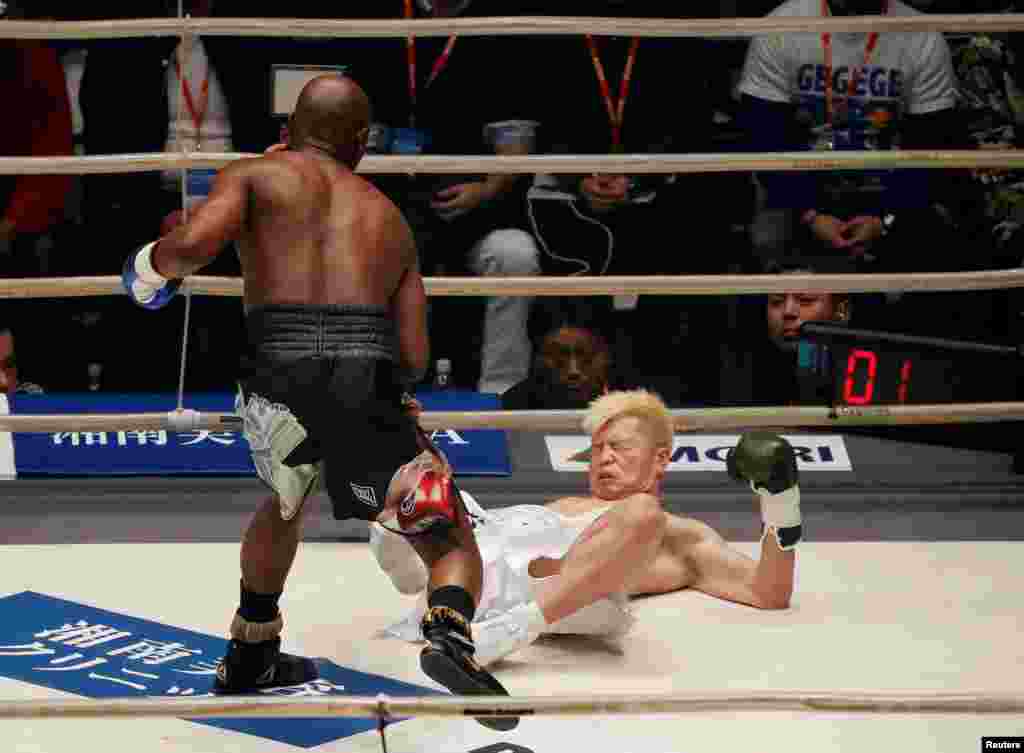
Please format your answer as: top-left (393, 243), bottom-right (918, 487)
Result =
top-left (372, 388), bottom-right (800, 666)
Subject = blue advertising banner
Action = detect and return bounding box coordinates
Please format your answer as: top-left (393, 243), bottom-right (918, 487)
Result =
top-left (0, 591), bottom-right (440, 748)
top-left (416, 390), bottom-right (512, 477)
top-left (7, 390), bottom-right (510, 477)
top-left (10, 393), bottom-right (249, 477)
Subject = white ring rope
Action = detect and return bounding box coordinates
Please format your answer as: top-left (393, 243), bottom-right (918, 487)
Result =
top-left (3, 14), bottom-right (1024, 40)
top-left (4, 149), bottom-right (1024, 175)
top-left (0, 270), bottom-right (1020, 299)
top-left (0, 689), bottom-right (1021, 720)
top-left (0, 402), bottom-right (1021, 434)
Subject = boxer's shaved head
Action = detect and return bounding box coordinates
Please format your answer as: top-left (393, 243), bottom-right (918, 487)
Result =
top-left (289, 74), bottom-right (371, 169)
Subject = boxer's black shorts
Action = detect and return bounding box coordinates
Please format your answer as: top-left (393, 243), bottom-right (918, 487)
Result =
top-left (238, 305), bottom-right (421, 521)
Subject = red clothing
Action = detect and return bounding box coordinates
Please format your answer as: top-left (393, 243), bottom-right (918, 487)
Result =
top-left (2, 42), bottom-right (73, 233)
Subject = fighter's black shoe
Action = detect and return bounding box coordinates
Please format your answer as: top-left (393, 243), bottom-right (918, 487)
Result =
top-left (419, 606), bottom-right (519, 732)
top-left (213, 637), bottom-right (318, 693)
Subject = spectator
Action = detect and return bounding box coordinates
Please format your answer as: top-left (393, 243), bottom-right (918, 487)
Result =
top-left (0, 1), bottom-right (73, 279)
top-left (78, 0), bottom-right (251, 392)
top-left (739, 0), bottom-right (964, 272)
top-left (79, 4), bottom-right (173, 281)
top-left (362, 1), bottom-right (545, 395)
top-left (717, 258), bottom-right (852, 407)
top-left (81, 0), bottom-right (272, 247)
top-left (527, 0), bottom-right (742, 397)
top-left (941, 6), bottom-right (1024, 341)
top-left (0, 2), bottom-right (74, 394)
top-left (502, 325), bottom-right (611, 410)
top-left (0, 326), bottom-right (44, 397)
top-left (208, 0), bottom-right (545, 395)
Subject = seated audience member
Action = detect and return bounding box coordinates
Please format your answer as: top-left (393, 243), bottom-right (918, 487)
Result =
top-left (0, 2), bottom-right (73, 280)
top-left (0, 326), bottom-right (44, 397)
top-left (0, 2), bottom-right (74, 387)
top-left (502, 325), bottom-right (611, 410)
top-left (738, 0), bottom-right (965, 271)
top-left (80, 0), bottom-right (255, 392)
top-left (717, 258), bottom-right (852, 407)
top-left (527, 0), bottom-right (740, 392)
top-left (360, 0), bottom-right (545, 395)
top-left (82, 0), bottom-right (273, 258)
top-left (222, 0), bottom-right (548, 394)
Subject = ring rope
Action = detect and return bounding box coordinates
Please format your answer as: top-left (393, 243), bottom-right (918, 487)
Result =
top-left (0, 689), bottom-right (1021, 720)
top-left (173, 12), bottom-right (199, 409)
top-left (0, 270), bottom-right (1020, 299)
top-left (5, 149), bottom-right (1024, 175)
top-left (1, 403), bottom-right (1021, 434)
top-left (3, 14), bottom-right (1024, 40)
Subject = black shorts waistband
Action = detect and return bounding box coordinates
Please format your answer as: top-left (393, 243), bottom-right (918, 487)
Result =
top-left (245, 304), bottom-right (397, 361)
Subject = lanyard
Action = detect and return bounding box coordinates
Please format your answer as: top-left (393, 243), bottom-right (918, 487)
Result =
top-left (585, 35), bottom-right (640, 153)
top-left (821, 0), bottom-right (886, 134)
top-left (404, 0), bottom-right (458, 128)
top-left (173, 47), bottom-right (210, 148)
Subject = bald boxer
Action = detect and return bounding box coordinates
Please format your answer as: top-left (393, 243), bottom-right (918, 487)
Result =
top-left (122, 74), bottom-right (514, 729)
top-left (374, 389), bottom-right (800, 667)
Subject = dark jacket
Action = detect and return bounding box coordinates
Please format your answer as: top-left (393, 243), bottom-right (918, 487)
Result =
top-left (79, 34), bottom-right (278, 207)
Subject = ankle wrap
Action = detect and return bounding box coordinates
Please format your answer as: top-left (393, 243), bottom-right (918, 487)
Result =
top-left (230, 612), bottom-right (284, 643)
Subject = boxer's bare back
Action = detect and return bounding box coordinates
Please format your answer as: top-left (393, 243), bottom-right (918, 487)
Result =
top-left (234, 153), bottom-right (410, 309)
top-left (151, 75), bottom-right (428, 387)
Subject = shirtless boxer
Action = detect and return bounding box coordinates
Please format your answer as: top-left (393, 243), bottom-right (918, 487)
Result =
top-left (121, 74), bottom-right (515, 729)
top-left (373, 389), bottom-right (800, 667)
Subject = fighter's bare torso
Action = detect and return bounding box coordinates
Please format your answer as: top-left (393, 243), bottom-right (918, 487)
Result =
top-left (543, 495), bottom-right (703, 594)
top-left (230, 150), bottom-right (415, 310)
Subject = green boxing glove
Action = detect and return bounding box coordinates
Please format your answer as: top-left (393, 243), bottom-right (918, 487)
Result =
top-left (727, 432), bottom-right (802, 550)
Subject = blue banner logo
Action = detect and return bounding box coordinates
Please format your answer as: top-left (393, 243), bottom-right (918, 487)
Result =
top-left (0, 592), bottom-right (440, 748)
top-left (9, 390), bottom-right (510, 478)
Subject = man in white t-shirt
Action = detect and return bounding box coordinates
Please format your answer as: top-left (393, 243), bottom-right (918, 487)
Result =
top-left (739, 0), bottom-right (961, 264)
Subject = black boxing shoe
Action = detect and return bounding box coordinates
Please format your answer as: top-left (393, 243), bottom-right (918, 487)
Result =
top-left (419, 606), bottom-right (519, 732)
top-left (213, 637), bottom-right (318, 694)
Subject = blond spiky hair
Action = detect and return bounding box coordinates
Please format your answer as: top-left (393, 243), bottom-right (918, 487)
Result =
top-left (581, 389), bottom-right (673, 449)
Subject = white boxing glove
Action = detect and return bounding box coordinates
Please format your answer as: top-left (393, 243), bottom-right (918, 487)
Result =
top-left (756, 484), bottom-right (802, 551)
top-left (758, 485), bottom-right (802, 531)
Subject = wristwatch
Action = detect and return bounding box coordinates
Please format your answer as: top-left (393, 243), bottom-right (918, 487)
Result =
top-left (880, 213), bottom-right (896, 237)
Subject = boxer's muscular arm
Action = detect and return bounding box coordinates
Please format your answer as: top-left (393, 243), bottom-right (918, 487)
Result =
top-left (152, 162), bottom-right (250, 279)
top-left (629, 514), bottom-right (700, 596)
top-left (688, 519), bottom-right (793, 610)
top-left (391, 213), bottom-right (429, 386)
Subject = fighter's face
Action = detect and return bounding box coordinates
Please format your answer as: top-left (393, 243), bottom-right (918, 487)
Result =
top-left (588, 416), bottom-right (669, 501)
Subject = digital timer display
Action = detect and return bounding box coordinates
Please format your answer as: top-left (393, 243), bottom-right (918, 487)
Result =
top-left (797, 324), bottom-right (1019, 407)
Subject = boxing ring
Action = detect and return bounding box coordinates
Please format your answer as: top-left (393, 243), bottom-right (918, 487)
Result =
top-left (2, 9), bottom-right (1024, 753)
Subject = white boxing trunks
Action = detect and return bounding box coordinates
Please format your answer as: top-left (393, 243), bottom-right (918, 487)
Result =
top-left (379, 492), bottom-right (634, 642)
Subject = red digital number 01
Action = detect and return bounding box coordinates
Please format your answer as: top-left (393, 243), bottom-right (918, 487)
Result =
top-left (843, 349), bottom-right (878, 405)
